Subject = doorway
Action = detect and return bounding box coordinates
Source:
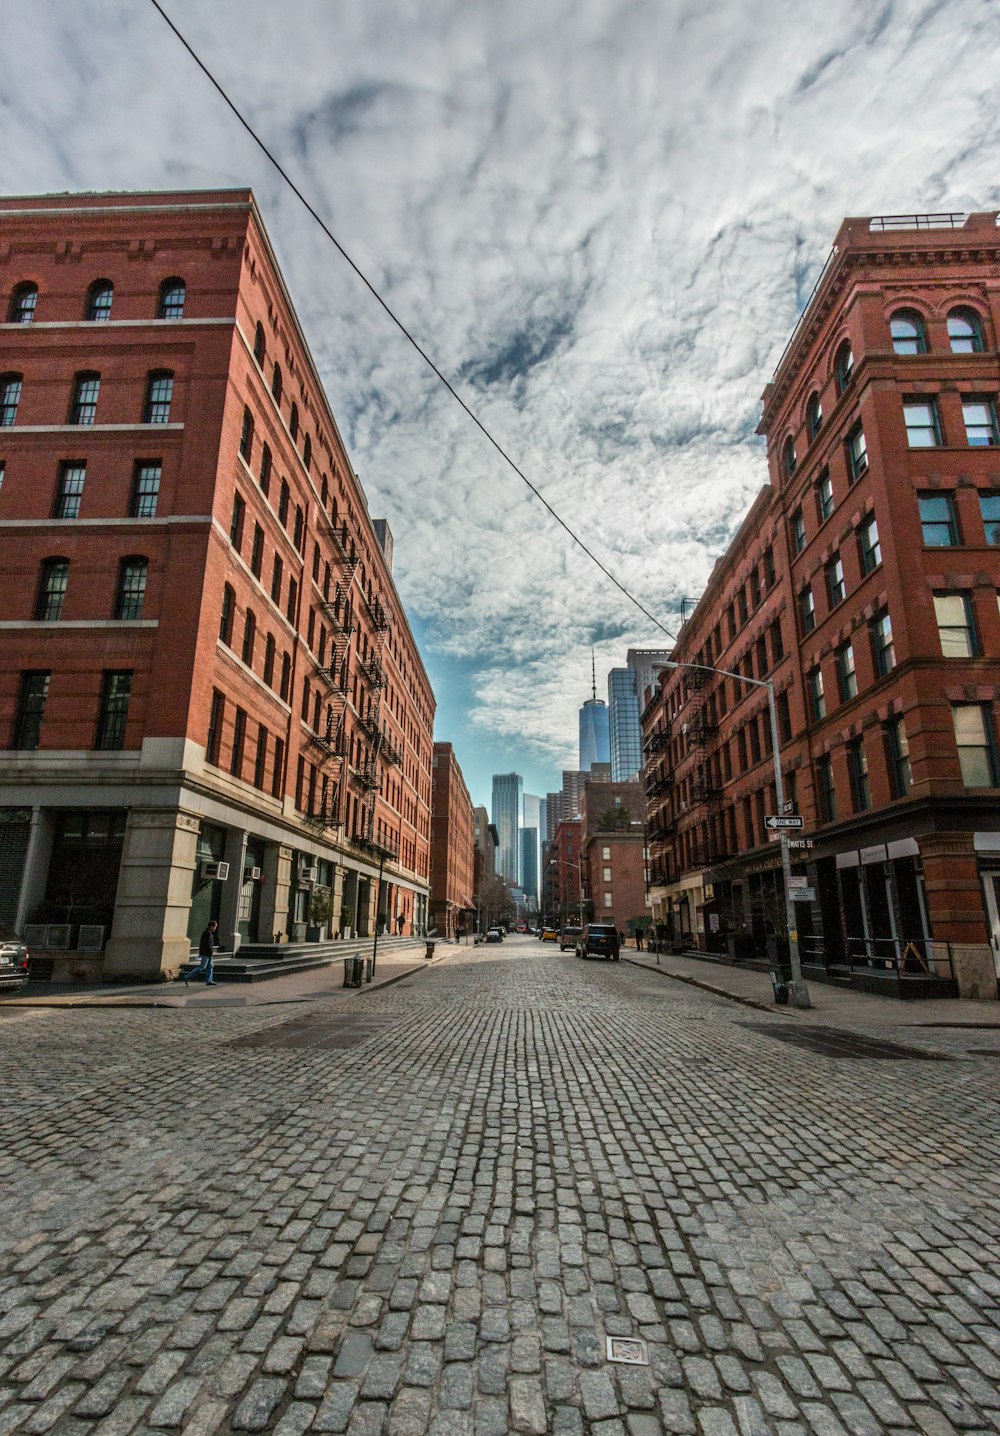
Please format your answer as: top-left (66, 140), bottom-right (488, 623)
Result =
top-left (982, 869), bottom-right (1000, 980)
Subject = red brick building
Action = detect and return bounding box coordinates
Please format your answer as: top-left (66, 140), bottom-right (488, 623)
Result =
top-left (429, 742), bottom-right (474, 940)
top-left (644, 211), bottom-right (1000, 999)
top-left (579, 779), bottom-right (649, 937)
top-left (0, 190), bottom-right (434, 979)
top-left (549, 818), bottom-right (583, 926)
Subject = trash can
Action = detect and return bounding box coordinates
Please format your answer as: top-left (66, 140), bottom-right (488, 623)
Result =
top-left (769, 969), bottom-right (789, 1005)
top-left (343, 954), bottom-right (363, 988)
top-left (364, 956), bottom-right (375, 983)
top-left (425, 941), bottom-right (436, 960)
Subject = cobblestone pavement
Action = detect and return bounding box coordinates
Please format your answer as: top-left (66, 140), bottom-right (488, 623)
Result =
top-left (1, 939), bottom-right (999, 1436)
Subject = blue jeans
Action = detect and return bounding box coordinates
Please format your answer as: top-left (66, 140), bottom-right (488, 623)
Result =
top-left (188, 951), bottom-right (215, 983)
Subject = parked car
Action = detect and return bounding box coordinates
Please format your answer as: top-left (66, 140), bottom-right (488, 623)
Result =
top-left (576, 922), bottom-right (621, 961)
top-left (0, 927), bottom-right (30, 991)
top-left (541, 926), bottom-right (558, 942)
top-left (559, 925), bottom-right (582, 951)
top-left (485, 928), bottom-right (503, 944)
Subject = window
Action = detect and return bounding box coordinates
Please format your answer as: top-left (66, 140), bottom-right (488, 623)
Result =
top-left (889, 309), bottom-right (926, 355)
top-left (271, 363), bottom-right (282, 403)
top-left (603, 893), bottom-right (613, 909)
top-left (242, 609), bottom-right (257, 666)
top-left (0, 374), bottom-right (22, 426)
top-left (770, 619), bottom-right (784, 664)
top-left (962, 398), bottom-right (999, 447)
top-left (9, 283), bottom-right (37, 323)
top-left (847, 738), bottom-right (871, 812)
top-left (270, 555), bottom-right (283, 603)
top-left (54, 462), bottom-right (86, 519)
top-left (952, 704), bottom-right (998, 787)
top-left (777, 690), bottom-right (792, 742)
top-left (13, 673), bottom-right (49, 750)
top-left (286, 577), bottom-right (298, 624)
top-left (254, 725), bottom-right (268, 790)
top-left (280, 652), bottom-right (291, 701)
top-left (206, 689), bottom-right (225, 765)
top-left (846, 423), bottom-right (868, 480)
top-left (220, 583), bottom-right (235, 645)
top-left (782, 436), bottom-right (796, 479)
top-left (85, 280), bottom-right (114, 322)
top-left (816, 754), bottom-right (836, 822)
top-left (130, 462), bottom-right (161, 518)
top-left (289, 402), bottom-right (299, 441)
top-left (763, 545), bottom-right (776, 588)
top-left (96, 671), bottom-right (132, 750)
top-left (835, 340), bottom-right (854, 395)
top-left (272, 736), bottom-right (285, 798)
top-left (303, 434), bottom-right (312, 471)
top-left (0, 461), bottom-right (5, 493)
top-left (239, 406), bottom-right (254, 460)
top-left (981, 492), bottom-right (1000, 545)
top-left (293, 504), bottom-right (304, 551)
top-left (263, 633), bottom-right (276, 687)
top-left (35, 559), bottom-right (68, 620)
top-left (903, 398), bottom-right (941, 447)
top-left (858, 513), bottom-right (881, 574)
top-left (919, 492), bottom-right (958, 546)
top-left (157, 278), bottom-right (185, 319)
top-left (799, 585), bottom-right (815, 634)
top-left (259, 442), bottom-right (272, 496)
top-left (808, 666), bottom-right (826, 721)
top-left (251, 522), bottom-right (264, 578)
top-left (826, 554), bottom-right (846, 608)
top-left (230, 491), bottom-right (246, 551)
top-left (230, 706), bottom-right (247, 778)
top-left (69, 373), bottom-right (100, 425)
top-left (886, 716), bottom-right (912, 799)
top-left (934, 593), bottom-right (977, 657)
top-left (816, 469), bottom-right (833, 522)
top-left (791, 507), bottom-right (806, 554)
top-left (836, 643), bottom-right (857, 701)
top-left (806, 393), bottom-right (823, 440)
top-left (872, 610), bottom-right (895, 677)
top-left (144, 372), bottom-right (173, 424)
top-left (278, 480), bottom-right (290, 527)
top-left (947, 307), bottom-right (983, 354)
top-left (253, 322), bottom-right (266, 364)
top-left (115, 558), bottom-right (148, 619)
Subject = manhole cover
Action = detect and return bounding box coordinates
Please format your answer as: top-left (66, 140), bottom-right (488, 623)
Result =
top-left (747, 1024), bottom-right (951, 1061)
top-left (607, 1336), bottom-right (648, 1365)
top-left (230, 1014), bottom-right (399, 1051)
top-left (967, 1049), bottom-right (1000, 1057)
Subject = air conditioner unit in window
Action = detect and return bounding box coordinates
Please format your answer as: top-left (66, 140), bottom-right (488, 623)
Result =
top-left (300, 865), bottom-right (319, 884)
top-left (244, 866), bottom-right (262, 882)
top-left (202, 861), bottom-right (230, 880)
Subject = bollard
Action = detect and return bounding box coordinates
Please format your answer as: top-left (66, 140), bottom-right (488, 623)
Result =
top-left (364, 955), bottom-right (374, 983)
top-left (343, 954), bottom-right (363, 988)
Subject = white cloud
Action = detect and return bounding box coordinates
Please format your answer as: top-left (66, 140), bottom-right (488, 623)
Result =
top-left (3, 0), bottom-right (1000, 789)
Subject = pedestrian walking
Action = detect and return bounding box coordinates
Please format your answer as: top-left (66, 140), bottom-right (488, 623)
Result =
top-left (635, 928), bottom-right (644, 951)
top-left (184, 920), bottom-right (219, 986)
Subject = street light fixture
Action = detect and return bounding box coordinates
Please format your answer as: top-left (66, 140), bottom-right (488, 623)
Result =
top-left (651, 660), bottom-right (811, 1009)
top-left (547, 855), bottom-right (585, 930)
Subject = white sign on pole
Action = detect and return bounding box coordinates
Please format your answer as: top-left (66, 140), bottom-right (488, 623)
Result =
top-left (791, 887), bottom-right (816, 902)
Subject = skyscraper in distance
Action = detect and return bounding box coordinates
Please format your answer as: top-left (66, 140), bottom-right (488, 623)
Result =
top-left (608, 650), bottom-right (672, 780)
top-left (579, 652), bottom-right (610, 771)
top-left (491, 773), bottom-right (523, 887)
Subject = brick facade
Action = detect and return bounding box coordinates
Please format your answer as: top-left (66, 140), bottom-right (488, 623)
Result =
top-left (429, 743), bottom-right (475, 940)
top-left (0, 190), bottom-right (434, 978)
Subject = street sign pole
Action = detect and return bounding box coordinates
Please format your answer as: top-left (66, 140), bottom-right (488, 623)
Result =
top-left (766, 682), bottom-right (811, 1008)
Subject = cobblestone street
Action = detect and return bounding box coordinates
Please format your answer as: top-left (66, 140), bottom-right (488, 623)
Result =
top-left (1, 939), bottom-right (999, 1436)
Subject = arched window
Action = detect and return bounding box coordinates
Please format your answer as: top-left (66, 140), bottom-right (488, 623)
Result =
top-left (303, 434), bottom-right (312, 471)
top-left (271, 363), bottom-right (282, 403)
top-left (253, 322), bottom-right (266, 364)
top-left (321, 475), bottom-right (328, 507)
top-left (263, 633), bottom-right (276, 687)
top-left (889, 309), bottom-right (926, 355)
top-left (70, 372), bottom-right (100, 425)
top-left (259, 442), bottom-right (272, 496)
top-left (144, 371), bottom-right (174, 424)
top-left (242, 608), bottom-right (257, 666)
top-left (36, 558), bottom-right (69, 621)
top-left (220, 583), bottom-right (236, 645)
top-left (834, 340), bottom-right (854, 395)
top-left (947, 307), bottom-right (984, 354)
top-left (115, 557), bottom-right (148, 620)
top-left (157, 277), bottom-right (186, 320)
top-left (239, 405), bottom-right (254, 460)
top-left (781, 436), bottom-right (796, 479)
top-left (289, 402), bottom-right (299, 441)
top-left (9, 283), bottom-right (37, 324)
top-left (278, 479), bottom-right (290, 527)
top-left (0, 373), bottom-right (23, 426)
top-left (293, 503), bottom-right (304, 551)
top-left (806, 393), bottom-right (823, 440)
top-left (85, 280), bottom-right (114, 322)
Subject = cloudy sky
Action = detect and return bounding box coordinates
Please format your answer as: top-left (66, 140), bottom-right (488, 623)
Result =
top-left (4, 0), bottom-right (1000, 808)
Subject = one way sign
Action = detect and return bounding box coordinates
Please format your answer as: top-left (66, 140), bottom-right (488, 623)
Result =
top-left (765, 814), bottom-right (804, 831)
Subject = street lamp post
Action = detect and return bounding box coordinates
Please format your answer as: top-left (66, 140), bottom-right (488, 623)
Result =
top-left (652, 660), bottom-right (811, 1009)
top-left (548, 855), bottom-right (585, 929)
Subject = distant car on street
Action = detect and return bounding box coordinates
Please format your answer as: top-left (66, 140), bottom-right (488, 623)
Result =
top-left (485, 928), bottom-right (503, 944)
top-left (541, 927), bottom-right (558, 942)
top-left (559, 925), bottom-right (582, 951)
top-left (0, 927), bottom-right (30, 991)
top-left (576, 923), bottom-right (621, 961)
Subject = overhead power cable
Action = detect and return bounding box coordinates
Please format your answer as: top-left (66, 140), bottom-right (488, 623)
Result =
top-left (148, 0), bottom-right (678, 644)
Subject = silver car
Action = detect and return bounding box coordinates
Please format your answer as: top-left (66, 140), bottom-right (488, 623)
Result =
top-left (0, 927), bottom-right (29, 991)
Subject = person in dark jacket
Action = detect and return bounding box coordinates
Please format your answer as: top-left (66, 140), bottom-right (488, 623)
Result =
top-left (184, 920), bottom-right (219, 986)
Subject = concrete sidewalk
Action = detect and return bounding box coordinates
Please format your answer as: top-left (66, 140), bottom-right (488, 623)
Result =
top-left (0, 940), bottom-right (451, 1009)
top-left (624, 946), bottom-right (1000, 1027)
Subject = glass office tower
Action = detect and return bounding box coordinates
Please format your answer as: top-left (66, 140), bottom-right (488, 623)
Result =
top-left (491, 772), bottom-right (523, 886)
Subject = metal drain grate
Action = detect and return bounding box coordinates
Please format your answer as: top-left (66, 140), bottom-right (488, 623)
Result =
top-left (746, 1023), bottom-right (952, 1061)
top-left (186, 997), bottom-right (247, 1008)
top-left (229, 1013), bottom-right (399, 1050)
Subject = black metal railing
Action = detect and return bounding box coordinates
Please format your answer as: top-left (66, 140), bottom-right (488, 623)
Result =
top-left (845, 934), bottom-right (956, 985)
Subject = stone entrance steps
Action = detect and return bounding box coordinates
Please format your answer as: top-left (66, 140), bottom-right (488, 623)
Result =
top-left (179, 935), bottom-right (429, 984)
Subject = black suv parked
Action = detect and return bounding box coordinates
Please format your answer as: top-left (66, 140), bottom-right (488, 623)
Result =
top-left (576, 922), bottom-right (621, 961)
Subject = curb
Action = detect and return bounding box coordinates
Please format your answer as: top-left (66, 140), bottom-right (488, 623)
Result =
top-left (352, 945), bottom-right (452, 995)
top-left (623, 957), bottom-right (792, 1015)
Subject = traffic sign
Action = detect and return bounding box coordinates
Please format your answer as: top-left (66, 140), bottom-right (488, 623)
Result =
top-left (787, 875), bottom-right (808, 889)
top-left (791, 887), bottom-right (816, 902)
top-left (765, 814), bottom-right (804, 831)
